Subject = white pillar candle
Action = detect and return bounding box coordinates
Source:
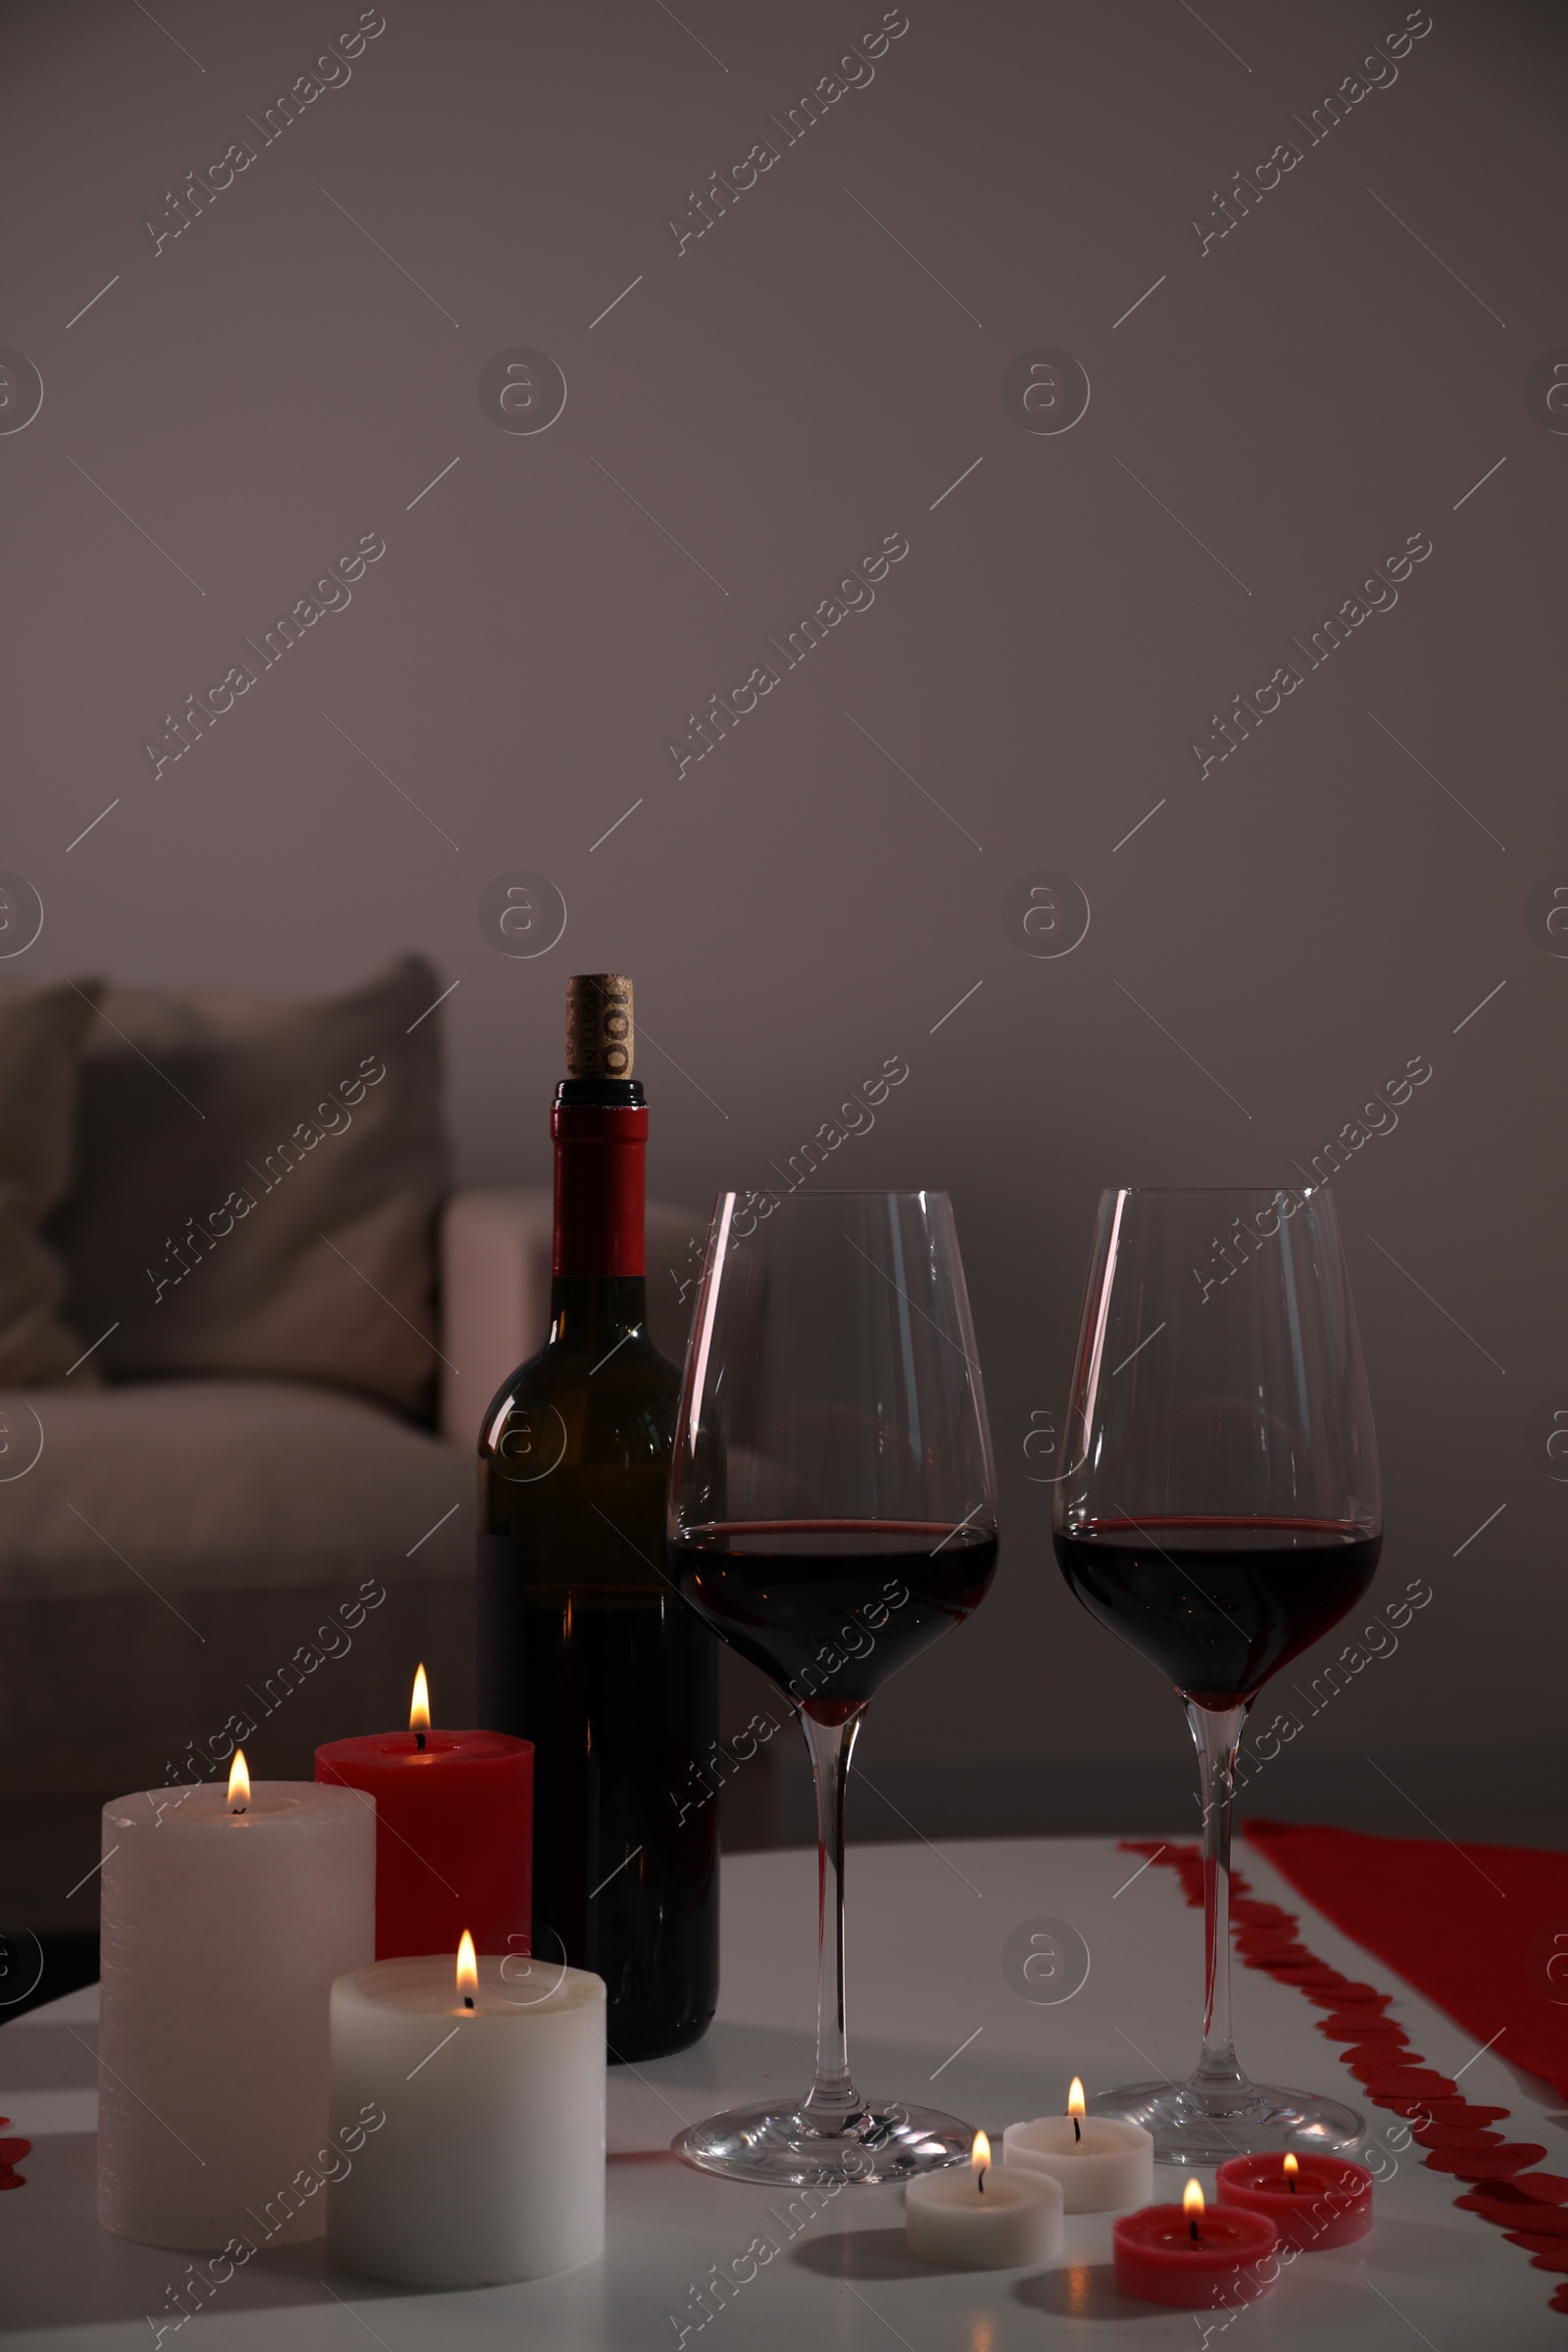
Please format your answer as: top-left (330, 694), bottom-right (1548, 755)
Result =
top-left (98, 1766), bottom-right (375, 2251)
top-left (1003, 2081), bottom-right (1153, 2213)
top-left (327, 1942), bottom-right (606, 2288)
top-left (906, 2133), bottom-right (1062, 2270)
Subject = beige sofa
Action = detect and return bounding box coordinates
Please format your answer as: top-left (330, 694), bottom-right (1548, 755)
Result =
top-left (0, 1188), bottom-right (704, 1822)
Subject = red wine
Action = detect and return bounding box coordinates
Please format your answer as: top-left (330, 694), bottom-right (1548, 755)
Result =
top-left (1054, 1517), bottom-right (1381, 1706)
top-left (477, 975), bottom-right (719, 2061)
top-left (670, 1520), bottom-right (999, 1721)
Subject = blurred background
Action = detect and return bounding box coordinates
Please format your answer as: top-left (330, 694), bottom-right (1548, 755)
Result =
top-left (2, 0), bottom-right (1564, 1994)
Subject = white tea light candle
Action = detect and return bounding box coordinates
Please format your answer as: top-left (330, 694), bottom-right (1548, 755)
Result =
top-left (906, 2132), bottom-right (1063, 2270)
top-left (327, 1941), bottom-right (606, 2288)
top-left (98, 1758), bottom-right (375, 2250)
top-left (1003, 2078), bottom-right (1154, 2213)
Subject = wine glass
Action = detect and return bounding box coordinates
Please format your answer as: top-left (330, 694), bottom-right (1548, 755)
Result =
top-left (668, 1190), bottom-right (1000, 2186)
top-left (1053, 1187), bottom-right (1381, 2165)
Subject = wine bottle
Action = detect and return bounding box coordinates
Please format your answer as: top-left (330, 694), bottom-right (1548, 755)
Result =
top-left (476, 973), bottom-right (718, 2060)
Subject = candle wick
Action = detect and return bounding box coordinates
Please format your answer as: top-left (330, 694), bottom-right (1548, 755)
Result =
top-left (416, 1731), bottom-right (426, 1753)
top-left (1190, 2217), bottom-right (1200, 2244)
top-left (1072, 2116), bottom-right (1081, 2144)
top-left (1287, 2177), bottom-right (1296, 2194)
top-left (464, 1994), bottom-right (474, 2010)
top-left (977, 2168), bottom-right (985, 2195)
top-left (230, 1805), bottom-right (246, 1816)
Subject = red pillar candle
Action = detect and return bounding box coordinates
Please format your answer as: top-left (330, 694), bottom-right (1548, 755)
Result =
top-left (316, 1668), bottom-right (532, 1961)
top-left (1216, 2152), bottom-right (1373, 2249)
top-left (1113, 2181), bottom-right (1277, 2309)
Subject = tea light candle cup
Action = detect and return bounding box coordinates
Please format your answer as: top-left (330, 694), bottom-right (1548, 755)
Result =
top-left (1003, 2079), bottom-right (1154, 2212)
top-left (906, 2132), bottom-right (1063, 2270)
top-left (1216, 2151), bottom-right (1373, 2249)
top-left (1114, 2180), bottom-right (1277, 2308)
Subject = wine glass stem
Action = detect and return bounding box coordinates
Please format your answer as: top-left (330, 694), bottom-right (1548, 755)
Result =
top-left (800, 1706), bottom-right (862, 2125)
top-left (1186, 1698), bottom-right (1250, 2096)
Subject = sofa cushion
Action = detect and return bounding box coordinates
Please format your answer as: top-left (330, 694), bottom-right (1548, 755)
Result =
top-left (0, 1378), bottom-right (468, 1604)
top-left (0, 977), bottom-right (103, 1386)
top-left (50, 956), bottom-right (449, 1416)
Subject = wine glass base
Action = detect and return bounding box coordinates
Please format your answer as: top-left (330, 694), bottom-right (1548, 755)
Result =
top-left (677, 2100), bottom-right (974, 2187)
top-left (1089, 2080), bottom-right (1365, 2169)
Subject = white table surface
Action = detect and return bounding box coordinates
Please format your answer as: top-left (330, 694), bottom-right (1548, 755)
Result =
top-left (2, 1836), bottom-right (1561, 2349)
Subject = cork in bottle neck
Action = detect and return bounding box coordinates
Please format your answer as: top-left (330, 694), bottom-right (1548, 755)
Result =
top-left (564, 974), bottom-right (634, 1081)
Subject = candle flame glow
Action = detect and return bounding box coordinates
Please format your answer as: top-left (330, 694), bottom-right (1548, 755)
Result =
top-left (1183, 2180), bottom-right (1204, 2218)
top-left (227, 1749), bottom-right (250, 1809)
top-left (411, 1663), bottom-right (430, 1732)
top-left (1067, 2077), bottom-right (1086, 2119)
top-left (971, 2130), bottom-right (991, 2189)
top-left (1283, 2153), bottom-right (1298, 2178)
top-left (457, 1931), bottom-right (477, 2000)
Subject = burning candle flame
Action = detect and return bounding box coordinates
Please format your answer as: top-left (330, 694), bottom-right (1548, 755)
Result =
top-left (1183, 2180), bottom-right (1204, 2217)
top-left (410, 1663), bottom-right (430, 1733)
top-left (1284, 2152), bottom-right (1298, 2192)
top-left (971, 2130), bottom-right (991, 2192)
top-left (457, 1931), bottom-right (477, 2008)
top-left (1067, 2077), bottom-right (1086, 2118)
top-left (227, 1750), bottom-right (250, 1810)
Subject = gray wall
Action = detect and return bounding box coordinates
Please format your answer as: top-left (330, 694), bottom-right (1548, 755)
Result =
top-left (4, 0), bottom-right (1564, 1845)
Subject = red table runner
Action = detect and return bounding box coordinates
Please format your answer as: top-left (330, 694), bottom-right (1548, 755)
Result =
top-left (1246, 1819), bottom-right (1568, 2103)
top-left (1123, 1834), bottom-right (1568, 2319)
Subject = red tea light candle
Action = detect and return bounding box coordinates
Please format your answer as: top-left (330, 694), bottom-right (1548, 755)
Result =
top-left (1113, 2180), bottom-right (1277, 2309)
top-left (1216, 2150), bottom-right (1373, 2249)
top-left (316, 1667), bottom-right (532, 1959)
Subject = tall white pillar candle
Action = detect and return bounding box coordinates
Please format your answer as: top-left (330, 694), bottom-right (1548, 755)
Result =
top-left (327, 1947), bottom-right (606, 2288)
top-left (98, 1774), bottom-right (375, 2250)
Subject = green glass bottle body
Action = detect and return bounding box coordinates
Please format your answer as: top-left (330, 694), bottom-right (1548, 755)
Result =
top-left (476, 1083), bottom-right (718, 2061)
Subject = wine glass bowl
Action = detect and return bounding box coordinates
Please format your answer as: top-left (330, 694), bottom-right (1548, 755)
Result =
top-left (1054, 1188), bottom-right (1381, 2164)
top-left (668, 1190), bottom-right (999, 2185)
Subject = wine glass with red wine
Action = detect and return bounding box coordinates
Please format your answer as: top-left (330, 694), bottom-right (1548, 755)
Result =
top-left (1054, 1187), bottom-right (1382, 2164)
top-left (668, 1190), bottom-right (999, 2185)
